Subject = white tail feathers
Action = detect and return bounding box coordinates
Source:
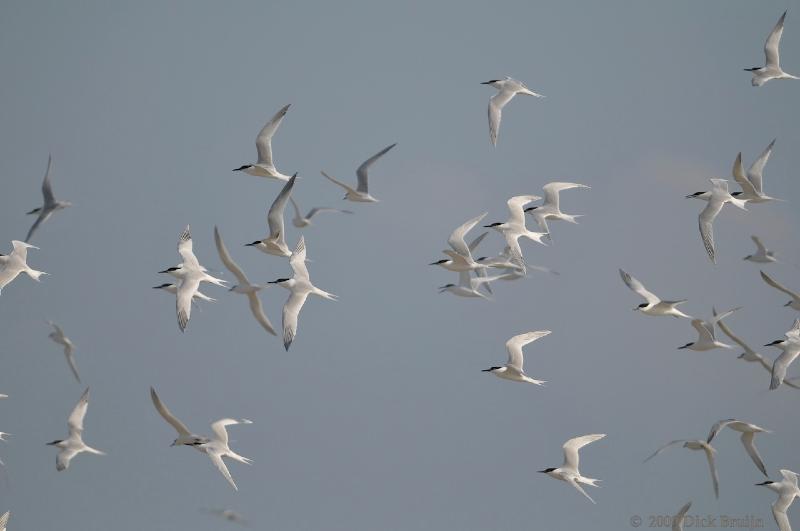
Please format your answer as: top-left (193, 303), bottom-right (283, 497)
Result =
top-left (26, 269), bottom-right (47, 281)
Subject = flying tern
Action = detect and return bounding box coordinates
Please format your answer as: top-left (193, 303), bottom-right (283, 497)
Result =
top-left (619, 269), bottom-right (691, 318)
top-left (152, 283), bottom-right (215, 303)
top-left (484, 195), bottom-right (548, 272)
top-left (524, 182), bottom-right (589, 236)
top-left (25, 155), bottom-right (72, 242)
top-left (539, 434), bottom-right (605, 504)
top-left (672, 501), bottom-right (692, 531)
top-left (644, 439), bottom-right (719, 498)
top-left (714, 308), bottom-right (800, 389)
top-left (481, 77), bottom-right (543, 146)
top-left (745, 11), bottom-right (798, 86)
top-left (245, 174), bottom-right (296, 257)
top-left (321, 143), bottom-right (396, 202)
top-left (0, 241), bottom-right (46, 295)
top-left (707, 419), bottom-right (771, 477)
top-left (430, 213), bottom-right (491, 274)
top-left (698, 179), bottom-right (748, 264)
top-left (159, 226), bottom-right (226, 332)
top-left (482, 330), bottom-right (550, 385)
top-left (761, 271), bottom-right (800, 311)
top-left (233, 104), bottom-right (292, 181)
top-left (678, 307), bottom-right (740, 351)
top-left (47, 387), bottom-right (105, 471)
top-left (289, 197), bottom-right (352, 228)
top-left (47, 321), bottom-right (80, 383)
top-left (758, 469), bottom-right (800, 531)
top-left (438, 270), bottom-right (503, 299)
top-left (203, 508), bottom-right (249, 526)
top-left (214, 226), bottom-right (276, 336)
top-left (765, 319), bottom-right (800, 390)
top-left (269, 236), bottom-right (337, 351)
top-left (150, 387), bottom-right (252, 490)
top-left (745, 236), bottom-right (777, 263)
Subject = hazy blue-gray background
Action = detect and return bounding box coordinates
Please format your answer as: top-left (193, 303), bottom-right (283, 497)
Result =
top-left (0, 1), bottom-right (799, 529)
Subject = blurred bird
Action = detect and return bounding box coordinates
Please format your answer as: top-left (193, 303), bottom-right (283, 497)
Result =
top-left (289, 197), bottom-right (352, 228)
top-left (481, 77), bottom-right (543, 146)
top-left (760, 271), bottom-right (800, 311)
top-left (745, 236), bottom-right (777, 263)
top-left (214, 226), bottom-right (276, 336)
top-left (25, 155), bottom-right (72, 242)
top-left (644, 439), bottom-right (719, 498)
top-left (672, 501), bottom-right (692, 531)
top-left (47, 321), bottom-right (81, 383)
top-left (321, 143), bottom-right (396, 202)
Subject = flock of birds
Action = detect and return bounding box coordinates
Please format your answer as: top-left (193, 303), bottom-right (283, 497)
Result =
top-left (0, 8), bottom-right (798, 531)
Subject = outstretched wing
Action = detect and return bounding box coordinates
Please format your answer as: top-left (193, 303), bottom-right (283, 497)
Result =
top-left (289, 236), bottom-right (309, 281)
top-left (488, 89), bottom-right (516, 146)
top-left (214, 226), bottom-right (249, 285)
top-left (448, 212), bottom-right (487, 257)
top-left (267, 174), bottom-right (296, 239)
top-left (748, 139), bottom-right (776, 195)
top-left (764, 12), bottom-right (786, 69)
top-left (177, 225), bottom-right (200, 270)
top-left (619, 269), bottom-right (659, 304)
top-left (562, 434), bottom-right (605, 471)
top-left (356, 143), bottom-right (396, 193)
top-left (505, 331), bottom-right (550, 372)
top-left (255, 104), bottom-right (291, 167)
top-left (150, 387), bottom-right (194, 437)
top-left (67, 387), bottom-right (90, 437)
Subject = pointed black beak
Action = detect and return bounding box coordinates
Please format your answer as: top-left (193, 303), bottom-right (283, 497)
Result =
top-left (267, 280), bottom-right (281, 284)
top-left (756, 481), bottom-right (772, 485)
top-left (765, 340), bottom-right (783, 347)
top-left (158, 268), bottom-right (171, 274)
top-left (537, 469), bottom-right (548, 473)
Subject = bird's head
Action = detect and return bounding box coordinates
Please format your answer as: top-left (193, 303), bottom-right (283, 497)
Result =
top-left (764, 339), bottom-right (785, 347)
top-left (245, 240), bottom-right (262, 247)
top-left (158, 266), bottom-right (181, 274)
top-left (538, 468), bottom-right (557, 474)
top-left (46, 439), bottom-right (63, 446)
top-left (233, 165), bottom-right (253, 172)
top-left (268, 278), bottom-right (292, 286)
top-left (481, 366), bottom-right (502, 373)
top-left (634, 302), bottom-right (649, 311)
top-left (429, 259), bottom-right (449, 266)
top-left (685, 191), bottom-right (706, 199)
top-left (677, 343), bottom-right (693, 350)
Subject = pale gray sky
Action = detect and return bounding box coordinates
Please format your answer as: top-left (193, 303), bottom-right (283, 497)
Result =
top-left (0, 1), bottom-right (799, 530)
